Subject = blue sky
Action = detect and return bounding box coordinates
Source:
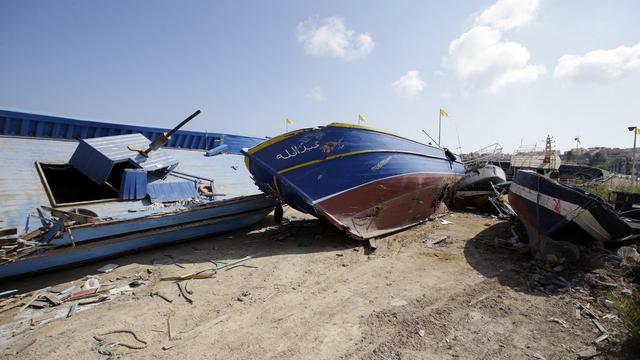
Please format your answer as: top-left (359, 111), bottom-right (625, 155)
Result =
top-left (1, 0), bottom-right (639, 153)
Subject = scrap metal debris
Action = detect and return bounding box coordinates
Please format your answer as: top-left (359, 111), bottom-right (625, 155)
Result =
top-left (547, 317), bottom-right (568, 328)
top-left (424, 236), bottom-right (448, 248)
top-left (97, 264), bottom-right (119, 273)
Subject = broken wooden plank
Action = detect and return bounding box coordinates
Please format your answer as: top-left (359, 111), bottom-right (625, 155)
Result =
top-left (547, 317), bottom-right (568, 328)
top-left (42, 206), bottom-right (97, 224)
top-left (0, 236), bottom-right (19, 246)
top-left (66, 287), bottom-right (98, 301)
top-left (20, 292), bottom-right (42, 311)
top-left (79, 295), bottom-right (109, 306)
top-left (594, 333), bottom-right (609, 343)
top-left (150, 291), bottom-right (173, 303)
top-left (21, 228), bottom-right (44, 241)
top-left (0, 227), bottom-right (17, 237)
top-left (592, 319), bottom-right (607, 334)
top-left (160, 273), bottom-right (213, 281)
top-left (28, 300), bottom-right (50, 309)
top-left (0, 301), bottom-right (23, 313)
top-left (40, 293), bottom-right (62, 306)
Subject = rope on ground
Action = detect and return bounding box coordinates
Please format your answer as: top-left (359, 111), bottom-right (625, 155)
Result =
top-left (93, 329), bottom-right (148, 350)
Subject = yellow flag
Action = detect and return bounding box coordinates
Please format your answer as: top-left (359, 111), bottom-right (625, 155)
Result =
top-left (439, 108), bottom-right (448, 117)
top-left (286, 118), bottom-right (293, 125)
top-left (636, 128), bottom-right (640, 135)
top-left (358, 114), bottom-right (366, 123)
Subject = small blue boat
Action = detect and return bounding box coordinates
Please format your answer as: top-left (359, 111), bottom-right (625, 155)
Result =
top-left (0, 110), bottom-right (276, 281)
top-left (243, 123), bottom-right (465, 239)
top-left (508, 170), bottom-right (631, 244)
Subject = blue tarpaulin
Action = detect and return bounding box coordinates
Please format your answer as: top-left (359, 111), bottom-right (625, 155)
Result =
top-left (147, 181), bottom-right (199, 203)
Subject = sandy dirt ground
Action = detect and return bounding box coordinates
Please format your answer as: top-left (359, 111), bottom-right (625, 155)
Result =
top-left (0, 210), bottom-right (633, 359)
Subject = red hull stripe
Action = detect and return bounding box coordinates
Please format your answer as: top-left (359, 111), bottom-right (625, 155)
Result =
top-left (315, 172), bottom-right (461, 239)
top-left (311, 171), bottom-right (459, 204)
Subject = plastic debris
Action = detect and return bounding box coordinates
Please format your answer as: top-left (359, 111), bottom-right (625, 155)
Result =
top-left (84, 278), bottom-right (100, 290)
top-left (97, 264), bottom-right (119, 273)
top-left (617, 246), bottom-right (640, 265)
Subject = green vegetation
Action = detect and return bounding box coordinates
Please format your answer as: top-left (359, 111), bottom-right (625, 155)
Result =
top-left (581, 184), bottom-right (614, 201)
top-left (610, 294), bottom-right (640, 348)
top-left (579, 181), bottom-right (640, 203)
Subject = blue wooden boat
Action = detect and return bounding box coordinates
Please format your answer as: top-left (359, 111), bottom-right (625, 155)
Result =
top-left (243, 123), bottom-right (465, 239)
top-left (0, 197), bottom-right (274, 281)
top-left (508, 170), bottom-right (631, 244)
top-left (0, 110), bottom-right (276, 281)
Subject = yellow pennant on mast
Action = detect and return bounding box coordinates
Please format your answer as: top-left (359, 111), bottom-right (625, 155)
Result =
top-left (285, 118), bottom-right (293, 132)
top-left (439, 108), bottom-right (448, 117)
top-left (357, 114), bottom-right (366, 124)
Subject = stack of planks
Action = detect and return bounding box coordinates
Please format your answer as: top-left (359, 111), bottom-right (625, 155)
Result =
top-left (0, 227), bottom-right (47, 264)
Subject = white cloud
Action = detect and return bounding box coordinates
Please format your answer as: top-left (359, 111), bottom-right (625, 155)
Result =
top-left (447, 0), bottom-right (544, 93)
top-left (306, 86), bottom-right (326, 101)
top-left (392, 70), bottom-right (426, 98)
top-left (296, 16), bottom-right (374, 61)
top-left (475, 0), bottom-right (540, 30)
top-left (449, 27), bottom-right (545, 93)
top-left (554, 42), bottom-right (640, 83)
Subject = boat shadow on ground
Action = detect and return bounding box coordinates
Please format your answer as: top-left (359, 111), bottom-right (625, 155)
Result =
top-left (463, 221), bottom-right (554, 297)
top-left (0, 215), bottom-right (362, 294)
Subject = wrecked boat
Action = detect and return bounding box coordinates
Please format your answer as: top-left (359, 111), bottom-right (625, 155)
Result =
top-left (508, 170), bottom-right (632, 244)
top-left (243, 123), bottom-right (465, 239)
top-left (453, 164), bottom-right (507, 209)
top-left (0, 110), bottom-right (276, 280)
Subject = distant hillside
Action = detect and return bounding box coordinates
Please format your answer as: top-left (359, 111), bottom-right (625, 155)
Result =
top-left (562, 147), bottom-right (635, 174)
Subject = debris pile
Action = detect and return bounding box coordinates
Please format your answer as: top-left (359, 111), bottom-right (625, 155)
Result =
top-left (0, 227), bottom-right (49, 265)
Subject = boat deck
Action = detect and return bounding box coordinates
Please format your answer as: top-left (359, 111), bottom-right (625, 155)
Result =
top-left (0, 136), bottom-right (262, 231)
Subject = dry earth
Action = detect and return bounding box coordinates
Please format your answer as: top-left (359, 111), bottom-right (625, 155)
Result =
top-left (0, 210), bottom-right (633, 359)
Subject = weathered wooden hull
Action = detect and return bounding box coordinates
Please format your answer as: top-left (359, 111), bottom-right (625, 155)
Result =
top-left (508, 170), bottom-right (631, 244)
top-left (244, 123), bottom-right (464, 239)
top-left (455, 165), bottom-right (506, 190)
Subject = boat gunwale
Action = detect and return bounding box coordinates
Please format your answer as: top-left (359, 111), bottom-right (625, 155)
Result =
top-left (275, 149), bottom-right (462, 175)
top-left (246, 122), bottom-right (453, 156)
top-left (0, 206), bottom-right (275, 280)
top-left (67, 193), bottom-right (275, 231)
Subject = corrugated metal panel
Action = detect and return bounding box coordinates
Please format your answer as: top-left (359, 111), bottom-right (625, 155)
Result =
top-left (0, 109), bottom-right (265, 153)
top-left (147, 181), bottom-right (198, 203)
top-left (69, 133), bottom-right (178, 184)
top-left (0, 136), bottom-right (262, 231)
top-left (119, 169), bottom-right (147, 200)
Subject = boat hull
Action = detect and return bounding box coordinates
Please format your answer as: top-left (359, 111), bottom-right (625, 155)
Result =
top-left (0, 196), bottom-right (275, 281)
top-left (244, 123), bottom-right (464, 239)
top-left (508, 170), bottom-right (630, 244)
top-left (455, 165), bottom-right (506, 190)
